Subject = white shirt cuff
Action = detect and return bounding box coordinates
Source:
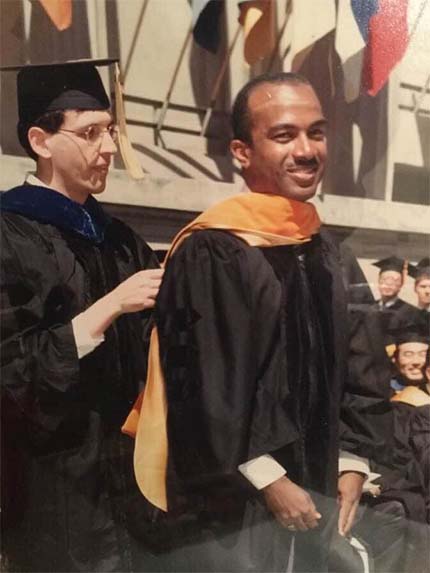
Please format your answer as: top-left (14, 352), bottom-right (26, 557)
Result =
top-left (238, 454), bottom-right (286, 490)
top-left (362, 472), bottom-right (382, 495)
top-left (72, 313), bottom-right (105, 359)
top-left (339, 450), bottom-right (370, 477)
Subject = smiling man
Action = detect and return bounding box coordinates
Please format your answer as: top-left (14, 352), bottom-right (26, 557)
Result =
top-left (231, 76), bottom-right (327, 201)
top-left (391, 329), bottom-right (429, 392)
top-left (125, 72), bottom-right (378, 572)
top-left (0, 61), bottom-right (163, 572)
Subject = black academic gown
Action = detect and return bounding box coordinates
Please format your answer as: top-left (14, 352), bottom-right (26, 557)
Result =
top-left (0, 185), bottom-right (159, 572)
top-left (343, 306), bottom-right (429, 572)
top-left (351, 399), bottom-right (430, 573)
top-left (148, 228), bottom-right (375, 572)
top-left (409, 405), bottom-right (430, 521)
top-left (342, 304), bottom-right (427, 514)
top-left (337, 240), bottom-right (375, 307)
top-left (372, 298), bottom-right (423, 342)
top-left (340, 307), bottom-right (395, 466)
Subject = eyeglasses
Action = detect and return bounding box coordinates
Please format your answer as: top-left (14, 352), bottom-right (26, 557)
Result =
top-left (57, 124), bottom-right (119, 146)
top-left (379, 277), bottom-right (402, 285)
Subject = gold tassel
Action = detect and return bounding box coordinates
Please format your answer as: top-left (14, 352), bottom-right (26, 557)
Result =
top-left (402, 259), bottom-right (409, 283)
top-left (114, 63), bottom-right (145, 180)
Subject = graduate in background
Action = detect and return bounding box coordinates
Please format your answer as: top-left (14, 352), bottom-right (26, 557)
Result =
top-left (372, 256), bottom-right (422, 339)
top-left (349, 319), bottom-right (430, 573)
top-left (0, 60), bottom-right (163, 572)
top-left (408, 258), bottom-right (430, 312)
top-left (389, 320), bottom-right (430, 395)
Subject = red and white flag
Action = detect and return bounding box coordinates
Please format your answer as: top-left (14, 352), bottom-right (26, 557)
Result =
top-left (336, 0), bottom-right (411, 98)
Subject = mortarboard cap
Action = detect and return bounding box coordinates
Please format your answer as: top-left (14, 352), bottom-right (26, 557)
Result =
top-left (0, 59), bottom-right (116, 125)
top-left (18, 61), bottom-right (110, 124)
top-left (1, 58), bottom-right (144, 180)
top-left (372, 256), bottom-right (406, 274)
top-left (388, 316), bottom-right (430, 347)
top-left (407, 258), bottom-right (430, 280)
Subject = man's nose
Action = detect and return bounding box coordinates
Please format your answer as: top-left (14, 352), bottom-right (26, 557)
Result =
top-left (293, 133), bottom-right (314, 158)
top-left (100, 131), bottom-right (118, 154)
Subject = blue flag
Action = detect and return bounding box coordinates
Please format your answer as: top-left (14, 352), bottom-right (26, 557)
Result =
top-left (191, 0), bottom-right (224, 53)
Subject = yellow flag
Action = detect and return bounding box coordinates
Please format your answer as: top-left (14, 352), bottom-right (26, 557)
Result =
top-left (239, 1), bottom-right (275, 65)
top-left (38, 0), bottom-right (72, 31)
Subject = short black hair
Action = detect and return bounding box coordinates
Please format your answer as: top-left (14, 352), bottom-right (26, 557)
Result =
top-left (425, 346), bottom-right (430, 369)
top-left (231, 72), bottom-right (312, 144)
top-left (416, 272), bottom-right (430, 284)
top-left (18, 110), bottom-right (65, 161)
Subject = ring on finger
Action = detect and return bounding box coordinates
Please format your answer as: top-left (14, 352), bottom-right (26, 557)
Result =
top-left (286, 524), bottom-right (297, 532)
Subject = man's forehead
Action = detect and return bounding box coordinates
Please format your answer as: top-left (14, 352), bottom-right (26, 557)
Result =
top-left (398, 342), bottom-right (429, 352)
top-left (63, 108), bottom-right (113, 123)
top-left (380, 270), bottom-right (402, 278)
top-left (248, 82), bottom-right (322, 114)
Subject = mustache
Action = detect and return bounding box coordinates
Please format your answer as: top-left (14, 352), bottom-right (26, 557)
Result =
top-left (286, 157), bottom-right (320, 170)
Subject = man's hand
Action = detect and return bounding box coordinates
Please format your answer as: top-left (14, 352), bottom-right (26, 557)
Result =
top-left (78, 268), bottom-right (164, 338)
top-left (108, 268), bottom-right (164, 315)
top-left (337, 471), bottom-right (365, 536)
top-left (263, 476), bottom-right (321, 532)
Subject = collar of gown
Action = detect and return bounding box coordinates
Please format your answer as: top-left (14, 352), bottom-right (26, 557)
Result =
top-left (0, 183), bottom-right (111, 244)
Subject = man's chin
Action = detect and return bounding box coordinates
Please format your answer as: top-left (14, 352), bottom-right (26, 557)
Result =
top-left (89, 187), bottom-right (106, 195)
top-left (284, 175), bottom-right (323, 202)
top-left (285, 185), bottom-right (318, 202)
top-left (403, 375), bottom-right (424, 384)
top-left (87, 181), bottom-right (107, 195)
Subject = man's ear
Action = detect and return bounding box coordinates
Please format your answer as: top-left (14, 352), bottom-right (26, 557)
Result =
top-left (230, 139), bottom-right (252, 169)
top-left (27, 126), bottom-right (53, 159)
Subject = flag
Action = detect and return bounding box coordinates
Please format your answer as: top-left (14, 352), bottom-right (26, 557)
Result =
top-left (191, 0), bottom-right (224, 53)
top-left (291, 0), bottom-right (336, 71)
top-left (335, 0), bottom-right (366, 102)
top-left (352, 0), bottom-right (409, 96)
top-left (238, 1), bottom-right (275, 65)
top-left (37, 0), bottom-right (72, 31)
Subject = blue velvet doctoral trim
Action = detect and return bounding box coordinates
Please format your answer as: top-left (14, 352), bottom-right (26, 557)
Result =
top-left (0, 184), bottom-right (111, 244)
top-left (390, 378), bottom-right (405, 392)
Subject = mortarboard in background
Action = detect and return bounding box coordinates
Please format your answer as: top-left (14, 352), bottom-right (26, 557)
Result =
top-left (388, 315), bottom-right (430, 347)
top-left (408, 257), bottom-right (430, 281)
top-left (372, 256), bottom-right (406, 275)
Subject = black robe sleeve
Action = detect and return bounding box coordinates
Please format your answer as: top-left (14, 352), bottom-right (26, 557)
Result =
top-left (157, 230), bottom-right (298, 496)
top-left (323, 233), bottom-right (395, 464)
top-left (338, 241), bottom-right (375, 306)
top-left (339, 308), bottom-right (395, 462)
top-left (1, 216), bottom-right (82, 435)
top-left (1, 214), bottom-right (158, 437)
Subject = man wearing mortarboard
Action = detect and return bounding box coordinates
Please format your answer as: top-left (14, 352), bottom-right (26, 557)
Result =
top-left (389, 320), bottom-right (430, 537)
top-left (349, 318), bottom-right (430, 572)
top-left (372, 256), bottom-right (422, 337)
top-left (408, 258), bottom-right (430, 312)
top-left (0, 60), bottom-right (163, 571)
